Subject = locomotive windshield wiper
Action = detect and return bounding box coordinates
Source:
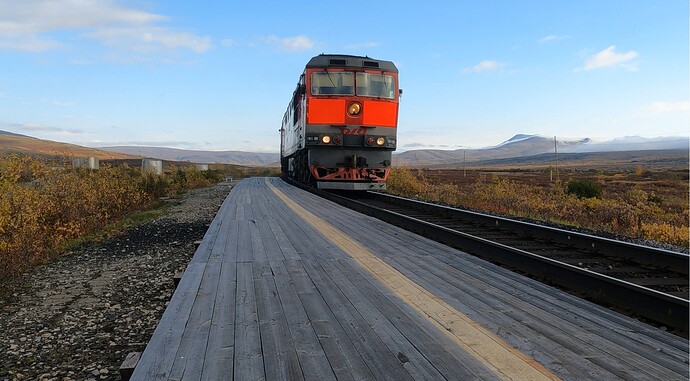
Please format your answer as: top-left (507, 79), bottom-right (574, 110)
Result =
top-left (324, 69), bottom-right (337, 89)
top-left (381, 75), bottom-right (389, 98)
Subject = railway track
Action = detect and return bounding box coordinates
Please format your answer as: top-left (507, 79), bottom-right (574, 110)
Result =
top-left (289, 180), bottom-right (689, 336)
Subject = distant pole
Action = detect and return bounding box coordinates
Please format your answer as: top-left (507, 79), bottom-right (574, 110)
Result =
top-left (463, 150), bottom-right (466, 178)
top-left (554, 136), bottom-right (559, 182)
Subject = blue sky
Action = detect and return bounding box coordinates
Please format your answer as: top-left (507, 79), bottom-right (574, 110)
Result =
top-left (0, 0), bottom-right (687, 152)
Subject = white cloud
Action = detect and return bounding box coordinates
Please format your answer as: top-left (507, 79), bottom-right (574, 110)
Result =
top-left (0, 0), bottom-right (209, 54)
top-left (643, 101), bottom-right (690, 114)
top-left (581, 45), bottom-right (638, 71)
top-left (254, 35), bottom-right (315, 51)
top-left (18, 124), bottom-right (61, 132)
top-left (220, 38), bottom-right (237, 47)
top-left (463, 60), bottom-right (505, 73)
top-left (11, 123), bottom-right (83, 134)
top-left (279, 35), bottom-right (314, 51)
top-left (538, 35), bottom-right (570, 43)
top-left (0, 0), bottom-right (164, 34)
top-left (0, 35), bottom-right (64, 52)
top-left (88, 27), bottom-right (211, 53)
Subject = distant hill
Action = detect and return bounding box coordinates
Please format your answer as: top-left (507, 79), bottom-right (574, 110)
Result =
top-left (3, 130), bottom-right (687, 169)
top-left (454, 149), bottom-right (689, 170)
top-left (393, 134), bottom-right (689, 167)
top-left (0, 130), bottom-right (136, 160)
top-left (102, 146), bottom-right (280, 167)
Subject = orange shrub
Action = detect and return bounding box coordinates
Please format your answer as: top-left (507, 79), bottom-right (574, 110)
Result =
top-left (387, 168), bottom-right (689, 249)
top-left (0, 155), bottom-right (146, 282)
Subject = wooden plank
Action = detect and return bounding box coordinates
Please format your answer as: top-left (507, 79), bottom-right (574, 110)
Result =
top-left (235, 203), bottom-right (245, 221)
top-left (243, 196), bottom-right (255, 220)
top-left (426, 252), bottom-right (690, 380)
top-left (390, 253), bottom-right (607, 380)
top-left (324, 197), bottom-right (689, 379)
top-left (189, 194), bottom-right (234, 264)
top-left (329, 258), bottom-right (490, 380)
top-left (264, 204), bottom-right (302, 261)
top-left (253, 206), bottom-right (286, 261)
top-left (300, 258), bottom-right (416, 380)
top-left (250, 202), bottom-right (279, 260)
top-left (268, 260), bottom-right (337, 381)
top-left (284, 259), bottom-right (374, 380)
top-left (309, 188), bottom-right (689, 365)
top-left (236, 220), bottom-right (253, 263)
top-left (201, 262), bottom-right (237, 381)
top-left (271, 182), bottom-right (563, 381)
top-left (267, 200), bottom-right (343, 261)
top-left (119, 352), bottom-right (141, 381)
top-left (315, 258), bottom-right (448, 380)
top-left (253, 261), bottom-right (305, 380)
top-left (221, 220), bottom-right (240, 263)
top-left (168, 261), bottom-right (222, 380)
top-left (320, 198), bottom-right (689, 379)
top-left (248, 219), bottom-right (268, 262)
top-left (234, 262), bottom-right (265, 380)
top-left (131, 263), bottom-right (207, 380)
top-left (136, 179), bottom-right (688, 380)
top-left (204, 209), bottom-right (232, 264)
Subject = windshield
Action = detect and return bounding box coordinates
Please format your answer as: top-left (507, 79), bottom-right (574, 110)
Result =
top-left (356, 73), bottom-right (395, 99)
top-left (311, 72), bottom-right (354, 95)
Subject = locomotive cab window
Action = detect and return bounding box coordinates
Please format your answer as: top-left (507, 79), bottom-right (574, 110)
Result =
top-left (311, 72), bottom-right (354, 95)
top-left (356, 73), bottom-right (395, 99)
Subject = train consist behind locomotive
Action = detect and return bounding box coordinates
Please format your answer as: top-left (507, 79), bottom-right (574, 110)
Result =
top-left (281, 54), bottom-right (400, 190)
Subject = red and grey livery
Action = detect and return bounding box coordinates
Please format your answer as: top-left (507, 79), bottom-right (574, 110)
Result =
top-left (281, 54), bottom-right (400, 190)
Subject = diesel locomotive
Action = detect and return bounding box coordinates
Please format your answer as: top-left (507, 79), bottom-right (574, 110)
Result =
top-left (280, 54), bottom-right (400, 190)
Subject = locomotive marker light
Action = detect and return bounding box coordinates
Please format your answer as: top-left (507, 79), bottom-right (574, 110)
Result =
top-left (321, 135), bottom-right (331, 144)
top-left (376, 137), bottom-right (386, 146)
top-left (366, 137), bottom-right (375, 146)
top-left (347, 102), bottom-right (362, 116)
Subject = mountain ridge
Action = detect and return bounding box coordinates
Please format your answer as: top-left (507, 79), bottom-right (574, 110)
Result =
top-left (393, 134), bottom-right (688, 167)
top-left (1, 130), bottom-right (687, 168)
top-left (102, 146), bottom-right (280, 167)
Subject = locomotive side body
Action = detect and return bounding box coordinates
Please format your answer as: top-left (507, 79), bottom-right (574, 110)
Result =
top-left (281, 54), bottom-right (399, 190)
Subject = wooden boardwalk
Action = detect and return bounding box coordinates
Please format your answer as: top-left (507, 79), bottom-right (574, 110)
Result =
top-left (132, 178), bottom-right (689, 380)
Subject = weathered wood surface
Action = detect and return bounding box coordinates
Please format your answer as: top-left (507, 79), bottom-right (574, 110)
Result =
top-left (132, 178), bottom-right (689, 381)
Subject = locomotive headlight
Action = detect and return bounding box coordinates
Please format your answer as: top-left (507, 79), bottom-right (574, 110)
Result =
top-left (347, 102), bottom-right (362, 116)
top-left (321, 135), bottom-right (331, 144)
top-left (376, 137), bottom-right (386, 146)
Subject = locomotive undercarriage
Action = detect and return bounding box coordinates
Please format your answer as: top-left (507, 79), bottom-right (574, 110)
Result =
top-left (286, 148), bottom-right (391, 190)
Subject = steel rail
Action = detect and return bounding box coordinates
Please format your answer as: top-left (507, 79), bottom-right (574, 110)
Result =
top-left (367, 192), bottom-right (690, 275)
top-left (286, 178), bottom-right (688, 335)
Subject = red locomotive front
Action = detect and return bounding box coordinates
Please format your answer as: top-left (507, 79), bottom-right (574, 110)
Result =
top-left (281, 54), bottom-right (400, 190)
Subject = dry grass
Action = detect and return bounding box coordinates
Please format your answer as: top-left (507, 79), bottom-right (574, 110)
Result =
top-left (0, 154), bottom-right (226, 284)
top-left (387, 167), bottom-right (689, 248)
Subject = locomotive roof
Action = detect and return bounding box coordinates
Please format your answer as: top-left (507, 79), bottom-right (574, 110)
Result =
top-left (306, 54), bottom-right (398, 73)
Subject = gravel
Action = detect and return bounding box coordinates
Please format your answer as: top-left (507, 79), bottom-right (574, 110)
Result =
top-left (0, 181), bottom-right (233, 381)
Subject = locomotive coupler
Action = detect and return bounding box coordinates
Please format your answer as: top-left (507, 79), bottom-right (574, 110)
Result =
top-left (345, 154), bottom-right (368, 168)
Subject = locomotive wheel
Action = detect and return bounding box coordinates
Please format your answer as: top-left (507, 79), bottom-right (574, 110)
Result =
top-left (296, 151), bottom-right (314, 186)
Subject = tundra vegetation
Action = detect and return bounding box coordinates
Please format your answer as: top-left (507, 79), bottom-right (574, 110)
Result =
top-left (0, 154), bottom-right (260, 288)
top-left (387, 167), bottom-right (689, 248)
